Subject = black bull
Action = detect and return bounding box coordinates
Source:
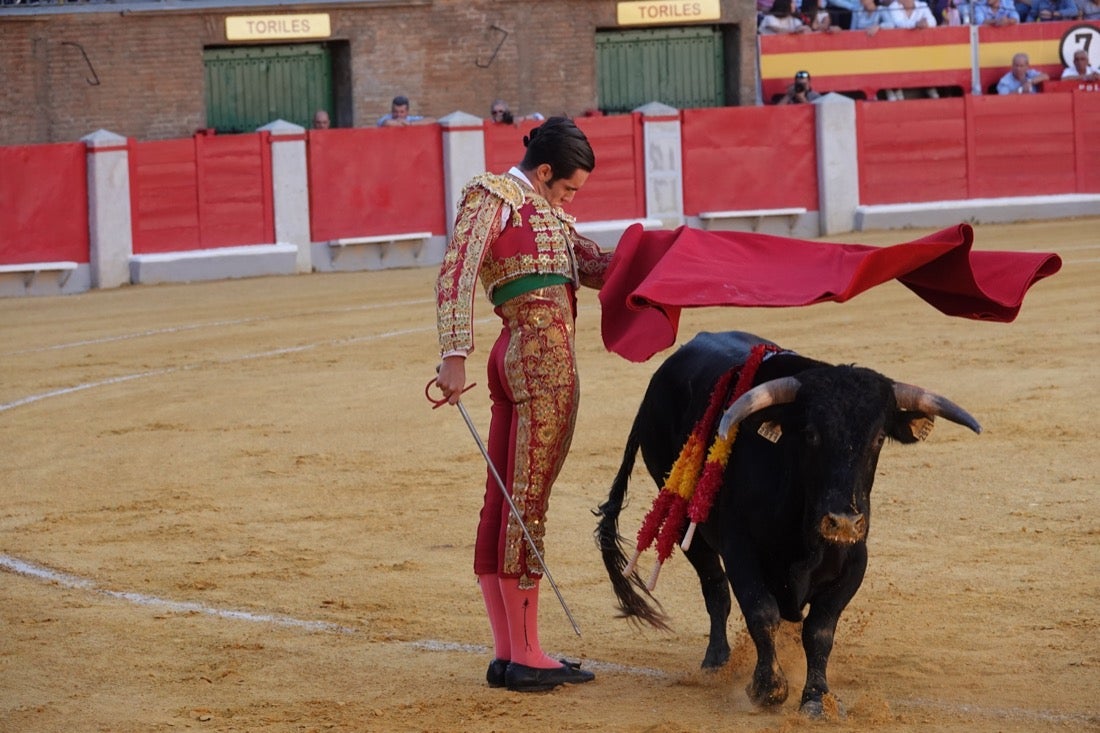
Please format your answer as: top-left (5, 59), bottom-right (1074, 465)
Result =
top-left (596, 331), bottom-right (981, 715)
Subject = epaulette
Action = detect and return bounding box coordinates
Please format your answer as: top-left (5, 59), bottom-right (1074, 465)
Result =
top-left (465, 173), bottom-right (525, 210)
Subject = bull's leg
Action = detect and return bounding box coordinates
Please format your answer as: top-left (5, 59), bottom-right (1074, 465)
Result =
top-left (682, 539), bottom-right (731, 668)
top-left (742, 600), bottom-right (788, 706)
top-left (725, 564), bottom-right (788, 707)
top-left (798, 547), bottom-right (866, 717)
top-left (799, 605), bottom-right (839, 717)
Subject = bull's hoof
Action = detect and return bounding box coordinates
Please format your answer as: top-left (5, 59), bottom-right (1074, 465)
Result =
top-left (746, 676), bottom-right (788, 707)
top-left (701, 646), bottom-right (730, 670)
top-left (799, 694), bottom-right (846, 720)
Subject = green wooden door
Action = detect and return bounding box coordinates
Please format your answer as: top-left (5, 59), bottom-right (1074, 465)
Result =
top-left (596, 26), bottom-right (725, 113)
top-left (204, 44), bottom-right (332, 133)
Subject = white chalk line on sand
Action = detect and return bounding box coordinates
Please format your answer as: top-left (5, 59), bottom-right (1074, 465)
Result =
top-left (3, 553), bottom-right (1094, 727)
top-left (1, 553), bottom-right (354, 634)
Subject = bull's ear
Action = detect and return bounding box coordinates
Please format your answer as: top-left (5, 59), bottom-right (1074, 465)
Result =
top-left (891, 412), bottom-right (934, 443)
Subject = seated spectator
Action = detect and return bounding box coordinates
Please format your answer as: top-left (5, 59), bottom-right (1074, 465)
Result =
top-left (1029, 0), bottom-right (1079, 18)
top-left (996, 52), bottom-right (1050, 93)
top-left (377, 95), bottom-right (436, 127)
top-left (933, 0), bottom-right (965, 23)
top-left (826, 0), bottom-right (863, 28)
top-left (850, 0), bottom-right (896, 33)
top-left (885, 0), bottom-right (940, 100)
top-left (760, 0), bottom-right (811, 33)
top-left (1078, 0), bottom-right (1100, 19)
top-left (888, 0), bottom-right (938, 27)
top-left (802, 0), bottom-right (842, 30)
top-left (1061, 49), bottom-right (1100, 81)
top-left (488, 99), bottom-right (545, 125)
top-left (776, 70), bottom-right (824, 104)
top-left (311, 109), bottom-right (331, 130)
top-left (974, 0), bottom-right (1020, 24)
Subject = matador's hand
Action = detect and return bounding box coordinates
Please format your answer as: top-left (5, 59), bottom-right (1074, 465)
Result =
top-left (435, 355), bottom-right (468, 405)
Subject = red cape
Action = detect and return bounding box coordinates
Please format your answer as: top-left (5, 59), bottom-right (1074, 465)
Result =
top-left (599, 223), bottom-right (1062, 362)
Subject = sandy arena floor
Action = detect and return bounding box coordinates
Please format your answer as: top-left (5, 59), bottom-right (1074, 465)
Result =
top-left (1, 219), bottom-right (1097, 733)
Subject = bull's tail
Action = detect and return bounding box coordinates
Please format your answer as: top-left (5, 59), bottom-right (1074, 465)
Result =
top-left (594, 420), bottom-right (671, 631)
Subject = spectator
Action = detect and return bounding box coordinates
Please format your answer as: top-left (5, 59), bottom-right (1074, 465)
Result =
top-left (311, 109), bottom-right (331, 130)
top-left (996, 52), bottom-right (1050, 93)
top-left (802, 0), bottom-right (841, 30)
top-left (1078, 0), bottom-right (1100, 19)
top-left (933, 0), bottom-right (965, 23)
top-left (759, 0), bottom-right (811, 33)
top-left (850, 0), bottom-right (896, 33)
top-left (1061, 49), bottom-right (1100, 81)
top-left (1014, 0), bottom-right (1035, 21)
top-left (974, 0), bottom-right (1020, 24)
top-left (777, 70), bottom-right (824, 104)
top-left (377, 95), bottom-right (436, 127)
top-left (488, 99), bottom-right (545, 125)
top-left (884, 0), bottom-right (939, 100)
top-left (1029, 0), bottom-right (1079, 19)
top-left (888, 0), bottom-right (938, 27)
top-left (826, 0), bottom-right (863, 29)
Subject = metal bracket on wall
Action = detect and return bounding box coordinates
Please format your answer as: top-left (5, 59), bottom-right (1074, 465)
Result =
top-left (475, 25), bottom-right (509, 68)
top-left (61, 41), bottom-right (101, 86)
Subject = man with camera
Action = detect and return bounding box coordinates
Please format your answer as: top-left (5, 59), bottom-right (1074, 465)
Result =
top-left (489, 99), bottom-right (545, 125)
top-left (777, 70), bottom-right (823, 104)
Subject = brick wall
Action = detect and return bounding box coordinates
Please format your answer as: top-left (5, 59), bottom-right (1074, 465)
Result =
top-left (0, 0), bottom-right (757, 145)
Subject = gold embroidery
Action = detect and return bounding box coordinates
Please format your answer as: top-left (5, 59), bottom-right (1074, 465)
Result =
top-left (499, 287), bottom-right (578, 584)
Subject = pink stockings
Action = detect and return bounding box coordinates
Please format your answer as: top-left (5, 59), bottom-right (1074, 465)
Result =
top-left (479, 573), bottom-right (559, 669)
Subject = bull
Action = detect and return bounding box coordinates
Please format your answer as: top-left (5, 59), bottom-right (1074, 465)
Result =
top-left (596, 331), bottom-right (981, 715)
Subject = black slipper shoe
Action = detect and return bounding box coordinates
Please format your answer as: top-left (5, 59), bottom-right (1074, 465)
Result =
top-left (504, 660), bottom-right (595, 692)
top-left (486, 658), bottom-right (509, 688)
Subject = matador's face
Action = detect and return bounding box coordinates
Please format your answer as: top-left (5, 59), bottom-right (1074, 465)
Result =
top-left (534, 165), bottom-right (589, 209)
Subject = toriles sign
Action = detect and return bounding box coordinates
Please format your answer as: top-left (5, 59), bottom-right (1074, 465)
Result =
top-left (225, 14), bottom-right (331, 41)
top-left (616, 0), bottom-right (721, 26)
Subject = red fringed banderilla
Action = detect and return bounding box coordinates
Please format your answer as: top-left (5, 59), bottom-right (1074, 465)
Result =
top-left (623, 344), bottom-right (779, 590)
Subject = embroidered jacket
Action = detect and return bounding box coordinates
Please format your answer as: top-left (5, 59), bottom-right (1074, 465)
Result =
top-left (436, 172), bottom-right (612, 356)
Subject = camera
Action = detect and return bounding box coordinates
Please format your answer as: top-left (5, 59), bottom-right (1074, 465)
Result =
top-left (501, 110), bottom-right (514, 124)
top-left (795, 82), bottom-right (807, 93)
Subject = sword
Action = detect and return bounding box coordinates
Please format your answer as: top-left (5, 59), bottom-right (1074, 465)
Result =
top-left (426, 378), bottom-right (581, 636)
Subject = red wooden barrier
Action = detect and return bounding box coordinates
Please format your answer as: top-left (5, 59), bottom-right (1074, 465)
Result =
top-left (967, 93), bottom-right (1077, 198)
top-left (484, 119), bottom-right (542, 175)
top-left (857, 98), bottom-right (969, 205)
top-left (129, 133), bottom-right (273, 255)
top-left (307, 126), bottom-right (446, 242)
top-left (681, 105), bottom-right (819, 215)
top-left (856, 91), bottom-right (1099, 205)
top-left (0, 142), bottom-right (88, 264)
top-left (571, 114), bottom-right (646, 222)
top-left (482, 114), bottom-right (646, 223)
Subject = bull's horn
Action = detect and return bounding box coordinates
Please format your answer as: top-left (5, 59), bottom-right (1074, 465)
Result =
top-left (893, 383), bottom-right (982, 434)
top-left (717, 376), bottom-right (801, 439)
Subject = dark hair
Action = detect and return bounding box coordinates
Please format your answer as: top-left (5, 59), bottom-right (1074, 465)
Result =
top-left (519, 116), bottom-right (595, 183)
top-left (392, 95), bottom-right (410, 107)
top-left (770, 0), bottom-right (793, 17)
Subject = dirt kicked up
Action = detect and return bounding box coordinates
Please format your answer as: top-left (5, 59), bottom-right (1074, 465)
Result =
top-left (1, 218), bottom-right (1097, 733)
